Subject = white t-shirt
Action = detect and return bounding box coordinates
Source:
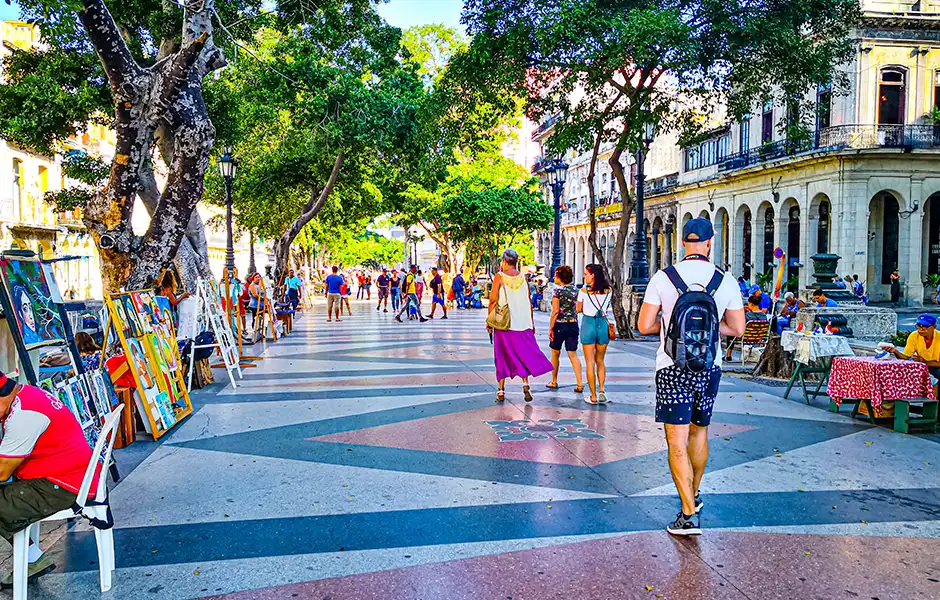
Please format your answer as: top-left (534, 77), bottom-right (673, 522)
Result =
top-left (642, 259), bottom-right (743, 371)
top-left (577, 289), bottom-right (612, 318)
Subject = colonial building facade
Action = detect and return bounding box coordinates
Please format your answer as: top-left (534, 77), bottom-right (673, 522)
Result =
top-left (533, 1), bottom-right (940, 306)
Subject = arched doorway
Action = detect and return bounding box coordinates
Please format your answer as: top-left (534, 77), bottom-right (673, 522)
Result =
top-left (607, 233), bottom-right (615, 271)
top-left (786, 202), bottom-right (800, 291)
top-left (714, 208), bottom-right (729, 270)
top-left (755, 202), bottom-right (775, 275)
top-left (867, 191), bottom-right (901, 300)
top-left (652, 217), bottom-right (664, 273)
top-left (577, 237), bottom-right (586, 283)
top-left (735, 204), bottom-right (753, 280)
top-left (599, 233), bottom-right (608, 268)
top-left (679, 212), bottom-right (693, 260)
top-left (810, 194), bottom-right (831, 255)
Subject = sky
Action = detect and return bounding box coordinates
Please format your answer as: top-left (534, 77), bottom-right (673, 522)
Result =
top-left (0, 1), bottom-right (466, 30)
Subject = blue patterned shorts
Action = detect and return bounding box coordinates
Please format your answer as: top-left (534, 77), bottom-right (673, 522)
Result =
top-left (654, 365), bottom-right (722, 427)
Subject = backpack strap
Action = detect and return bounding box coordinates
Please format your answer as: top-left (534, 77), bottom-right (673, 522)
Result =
top-left (704, 268), bottom-right (725, 296)
top-left (663, 266), bottom-right (689, 294)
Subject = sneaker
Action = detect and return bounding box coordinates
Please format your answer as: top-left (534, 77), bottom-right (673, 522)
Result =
top-left (419, 317), bottom-right (429, 323)
top-left (383, 309), bottom-right (388, 313)
top-left (695, 494), bottom-right (703, 514)
top-left (666, 512), bottom-right (701, 536)
top-left (597, 391), bottom-right (609, 404)
top-left (441, 315), bottom-right (448, 319)
top-left (395, 315), bottom-right (402, 323)
top-left (1, 553), bottom-right (56, 588)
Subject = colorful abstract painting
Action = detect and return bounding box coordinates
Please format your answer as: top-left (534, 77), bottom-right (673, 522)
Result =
top-left (0, 257), bottom-right (66, 349)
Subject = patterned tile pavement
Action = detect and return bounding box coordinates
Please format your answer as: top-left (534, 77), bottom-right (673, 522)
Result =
top-left (17, 299), bottom-right (940, 599)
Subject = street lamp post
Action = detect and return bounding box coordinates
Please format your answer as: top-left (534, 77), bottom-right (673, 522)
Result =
top-left (539, 158), bottom-right (568, 281)
top-left (628, 123), bottom-right (655, 291)
top-left (219, 148), bottom-right (238, 276)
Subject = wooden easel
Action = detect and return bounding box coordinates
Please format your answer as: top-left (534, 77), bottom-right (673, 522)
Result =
top-left (251, 277), bottom-right (279, 344)
top-left (222, 269), bottom-right (260, 366)
top-left (103, 293), bottom-right (193, 441)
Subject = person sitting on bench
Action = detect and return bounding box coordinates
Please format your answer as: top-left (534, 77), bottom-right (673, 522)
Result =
top-left (0, 370), bottom-right (100, 587)
top-left (883, 314), bottom-right (940, 383)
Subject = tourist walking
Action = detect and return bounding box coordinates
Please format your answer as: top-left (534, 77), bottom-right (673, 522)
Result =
top-left (285, 269), bottom-right (302, 311)
top-left (453, 272), bottom-right (466, 309)
top-left (340, 272), bottom-right (353, 315)
top-left (324, 266), bottom-right (344, 322)
top-left (637, 217), bottom-right (745, 536)
top-left (546, 266), bottom-right (583, 392)
top-left (429, 267), bottom-right (448, 319)
top-left (376, 268), bottom-right (391, 312)
top-left (577, 264), bottom-right (613, 404)
top-left (395, 265), bottom-right (428, 323)
top-left (415, 269), bottom-right (425, 301)
top-left (364, 272), bottom-right (372, 300)
top-left (486, 249), bottom-right (552, 402)
top-left (390, 269), bottom-right (401, 312)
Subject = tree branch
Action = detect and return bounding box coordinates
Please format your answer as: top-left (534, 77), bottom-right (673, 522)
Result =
top-left (77, 0), bottom-right (142, 96)
top-left (151, 33), bottom-right (209, 121)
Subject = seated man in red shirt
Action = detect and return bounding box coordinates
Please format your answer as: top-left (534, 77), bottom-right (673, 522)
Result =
top-left (0, 371), bottom-right (98, 586)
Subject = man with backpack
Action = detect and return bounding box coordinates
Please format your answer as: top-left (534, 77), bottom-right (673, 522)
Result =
top-left (638, 218), bottom-right (745, 536)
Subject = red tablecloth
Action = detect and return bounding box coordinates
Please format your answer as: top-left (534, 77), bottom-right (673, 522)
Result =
top-left (828, 356), bottom-right (936, 415)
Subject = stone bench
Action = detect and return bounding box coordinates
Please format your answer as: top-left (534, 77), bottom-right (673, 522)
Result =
top-left (794, 306), bottom-right (897, 342)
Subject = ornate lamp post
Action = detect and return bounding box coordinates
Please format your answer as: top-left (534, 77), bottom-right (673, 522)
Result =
top-left (628, 123), bottom-right (655, 291)
top-left (219, 147), bottom-right (238, 276)
top-left (543, 158), bottom-right (568, 280)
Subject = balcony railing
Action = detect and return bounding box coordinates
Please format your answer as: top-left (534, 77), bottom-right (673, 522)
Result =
top-left (647, 173), bottom-right (679, 196)
top-left (531, 114), bottom-right (561, 141)
top-left (718, 124), bottom-right (940, 173)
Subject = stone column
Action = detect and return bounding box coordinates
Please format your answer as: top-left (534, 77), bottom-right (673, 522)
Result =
top-left (651, 227), bottom-right (660, 273)
top-left (664, 222), bottom-right (674, 267)
top-left (713, 215), bottom-right (725, 267)
top-left (904, 179), bottom-right (925, 307)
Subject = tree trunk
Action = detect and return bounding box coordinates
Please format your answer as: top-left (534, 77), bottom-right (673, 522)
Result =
top-left (271, 153), bottom-right (344, 285)
top-left (78, 0), bottom-right (225, 294)
top-left (752, 334), bottom-right (795, 379)
top-left (608, 144), bottom-right (637, 339)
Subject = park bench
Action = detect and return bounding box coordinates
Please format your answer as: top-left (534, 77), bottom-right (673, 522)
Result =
top-left (893, 397), bottom-right (938, 434)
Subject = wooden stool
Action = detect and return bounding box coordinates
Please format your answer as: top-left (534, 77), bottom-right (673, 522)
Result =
top-left (893, 398), bottom-right (938, 434)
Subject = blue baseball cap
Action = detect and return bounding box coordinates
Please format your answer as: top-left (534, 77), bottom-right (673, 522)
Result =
top-left (682, 217), bottom-right (714, 242)
top-left (915, 313), bottom-right (937, 328)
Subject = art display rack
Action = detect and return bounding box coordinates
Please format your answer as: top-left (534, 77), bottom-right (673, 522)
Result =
top-left (102, 291), bottom-right (193, 440)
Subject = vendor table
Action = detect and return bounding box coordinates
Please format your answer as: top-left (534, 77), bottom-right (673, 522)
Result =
top-left (827, 356), bottom-right (936, 423)
top-left (782, 332), bottom-right (855, 404)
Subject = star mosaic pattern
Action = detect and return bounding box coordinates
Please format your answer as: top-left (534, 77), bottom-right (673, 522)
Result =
top-left (19, 300), bottom-right (940, 599)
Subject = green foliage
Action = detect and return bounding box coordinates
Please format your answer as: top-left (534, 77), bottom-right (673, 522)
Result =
top-left (755, 271), bottom-right (775, 293)
top-left (312, 220), bottom-right (404, 268)
top-left (440, 187), bottom-right (552, 265)
top-left (891, 330), bottom-right (912, 347)
top-left (401, 24), bottom-right (468, 87)
top-left (204, 11), bottom-right (426, 243)
top-left (43, 187), bottom-right (94, 212)
top-left (924, 273), bottom-right (940, 287)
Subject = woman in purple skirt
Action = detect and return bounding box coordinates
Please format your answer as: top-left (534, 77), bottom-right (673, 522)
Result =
top-left (486, 249), bottom-right (553, 402)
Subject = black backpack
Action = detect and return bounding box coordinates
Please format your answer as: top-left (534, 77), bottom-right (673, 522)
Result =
top-left (662, 266), bottom-right (724, 372)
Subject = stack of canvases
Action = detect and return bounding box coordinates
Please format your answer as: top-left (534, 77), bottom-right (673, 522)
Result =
top-left (106, 290), bottom-right (193, 439)
top-left (40, 369), bottom-right (121, 448)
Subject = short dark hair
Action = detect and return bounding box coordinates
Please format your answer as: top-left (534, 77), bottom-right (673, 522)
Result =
top-left (747, 293), bottom-right (762, 306)
top-left (812, 288), bottom-right (825, 298)
top-left (585, 264), bottom-right (610, 293)
top-left (332, 266), bottom-right (339, 273)
top-left (555, 265), bottom-right (573, 284)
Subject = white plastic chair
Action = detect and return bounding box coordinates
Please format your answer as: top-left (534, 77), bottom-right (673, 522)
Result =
top-left (12, 404), bottom-right (124, 599)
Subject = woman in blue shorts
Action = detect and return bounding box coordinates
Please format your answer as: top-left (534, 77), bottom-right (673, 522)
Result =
top-left (577, 264), bottom-right (612, 404)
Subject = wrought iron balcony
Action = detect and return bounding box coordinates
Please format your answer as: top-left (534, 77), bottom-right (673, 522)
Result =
top-left (531, 114), bottom-right (561, 141)
top-left (718, 124), bottom-right (940, 173)
top-left (647, 173), bottom-right (679, 196)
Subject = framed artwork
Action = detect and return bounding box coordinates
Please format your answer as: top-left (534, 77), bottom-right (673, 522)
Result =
top-left (126, 338), bottom-right (158, 392)
top-left (122, 296), bottom-right (143, 337)
top-left (0, 257), bottom-right (66, 349)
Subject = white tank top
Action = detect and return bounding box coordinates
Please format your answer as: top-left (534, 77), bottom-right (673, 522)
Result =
top-left (498, 274), bottom-right (533, 331)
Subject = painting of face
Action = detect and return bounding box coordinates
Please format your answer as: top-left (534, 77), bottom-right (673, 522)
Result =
top-left (0, 258), bottom-right (66, 349)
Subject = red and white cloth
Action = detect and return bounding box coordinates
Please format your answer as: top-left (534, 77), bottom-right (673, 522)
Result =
top-left (828, 356), bottom-right (936, 415)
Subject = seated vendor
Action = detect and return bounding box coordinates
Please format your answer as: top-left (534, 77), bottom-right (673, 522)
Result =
top-left (812, 288), bottom-right (838, 308)
top-left (0, 370), bottom-right (99, 586)
top-left (745, 294), bottom-right (769, 322)
top-left (776, 291), bottom-right (805, 333)
top-left (885, 314), bottom-right (940, 381)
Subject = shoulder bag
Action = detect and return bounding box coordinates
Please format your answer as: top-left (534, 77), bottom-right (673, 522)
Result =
top-left (486, 282), bottom-right (512, 331)
top-left (588, 291), bottom-right (616, 341)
